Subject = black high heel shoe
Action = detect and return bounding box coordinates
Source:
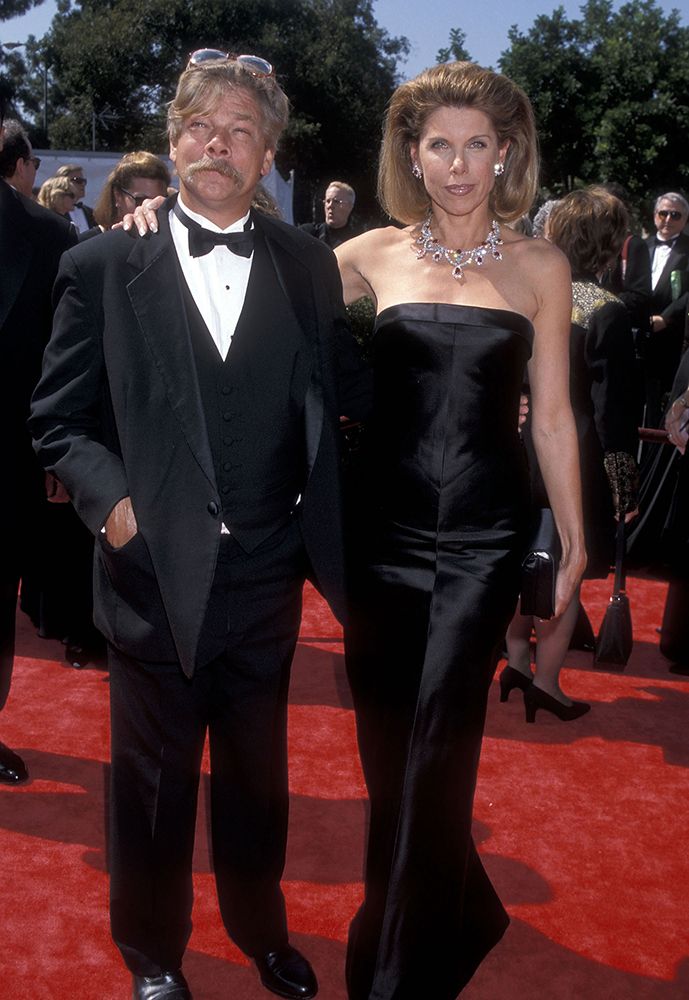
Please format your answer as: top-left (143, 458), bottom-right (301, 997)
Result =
top-left (498, 664), bottom-right (533, 703)
top-left (524, 684), bottom-right (591, 723)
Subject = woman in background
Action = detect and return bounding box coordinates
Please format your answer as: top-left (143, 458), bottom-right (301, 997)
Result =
top-left (336, 62), bottom-right (585, 998)
top-left (37, 175), bottom-right (77, 218)
top-left (92, 150), bottom-right (171, 232)
top-left (503, 187), bottom-right (639, 721)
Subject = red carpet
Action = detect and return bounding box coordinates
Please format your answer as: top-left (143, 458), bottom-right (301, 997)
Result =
top-left (1, 574), bottom-right (688, 999)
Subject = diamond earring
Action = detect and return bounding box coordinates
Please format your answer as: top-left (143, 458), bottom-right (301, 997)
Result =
top-left (494, 162), bottom-right (505, 177)
top-left (412, 163), bottom-right (422, 179)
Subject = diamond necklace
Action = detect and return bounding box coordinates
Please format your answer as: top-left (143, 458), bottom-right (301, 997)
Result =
top-left (414, 214), bottom-right (503, 280)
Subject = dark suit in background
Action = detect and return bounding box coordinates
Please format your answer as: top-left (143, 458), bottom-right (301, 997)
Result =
top-left (601, 233), bottom-right (652, 427)
top-left (644, 231), bottom-right (689, 426)
top-left (0, 178), bottom-right (76, 738)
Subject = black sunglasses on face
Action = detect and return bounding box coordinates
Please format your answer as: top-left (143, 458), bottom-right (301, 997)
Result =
top-left (27, 155), bottom-right (41, 169)
top-left (70, 175), bottom-right (87, 185)
top-left (657, 209), bottom-right (683, 220)
top-left (117, 186), bottom-right (148, 207)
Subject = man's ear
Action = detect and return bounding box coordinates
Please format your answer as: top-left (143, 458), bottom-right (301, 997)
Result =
top-left (259, 146), bottom-right (275, 179)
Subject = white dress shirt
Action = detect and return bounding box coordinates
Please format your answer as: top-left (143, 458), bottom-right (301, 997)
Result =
top-left (68, 204), bottom-right (91, 233)
top-left (651, 238), bottom-right (674, 291)
top-left (169, 194), bottom-right (254, 360)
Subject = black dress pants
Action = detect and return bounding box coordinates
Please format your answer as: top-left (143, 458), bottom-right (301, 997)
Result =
top-left (108, 519), bottom-right (306, 976)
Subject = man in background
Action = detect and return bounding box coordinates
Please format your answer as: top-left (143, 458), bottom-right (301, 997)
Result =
top-left (300, 180), bottom-right (357, 249)
top-left (0, 118), bottom-right (40, 199)
top-left (0, 91), bottom-right (77, 784)
top-left (644, 192), bottom-right (689, 426)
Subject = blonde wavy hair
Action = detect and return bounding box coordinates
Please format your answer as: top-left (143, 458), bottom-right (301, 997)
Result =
top-left (378, 61), bottom-right (539, 225)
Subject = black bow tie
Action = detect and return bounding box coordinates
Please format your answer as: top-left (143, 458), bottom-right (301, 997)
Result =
top-left (654, 236), bottom-right (677, 248)
top-left (174, 202), bottom-right (254, 258)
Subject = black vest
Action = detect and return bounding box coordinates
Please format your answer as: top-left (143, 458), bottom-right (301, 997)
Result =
top-left (182, 226), bottom-right (313, 552)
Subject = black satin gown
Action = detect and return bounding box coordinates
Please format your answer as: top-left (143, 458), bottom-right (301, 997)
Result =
top-left (345, 303), bottom-right (533, 999)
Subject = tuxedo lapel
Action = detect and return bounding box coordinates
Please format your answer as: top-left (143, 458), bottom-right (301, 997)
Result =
top-left (0, 181), bottom-right (32, 330)
top-left (125, 206), bottom-right (216, 489)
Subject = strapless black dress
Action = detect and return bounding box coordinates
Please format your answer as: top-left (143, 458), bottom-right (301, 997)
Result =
top-left (345, 303), bottom-right (533, 1000)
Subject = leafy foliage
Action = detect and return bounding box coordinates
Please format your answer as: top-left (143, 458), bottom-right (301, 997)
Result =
top-left (436, 27), bottom-right (471, 65)
top-left (499, 0), bottom-right (689, 209)
top-left (0, 0), bottom-right (45, 20)
top-left (7, 0), bottom-right (408, 221)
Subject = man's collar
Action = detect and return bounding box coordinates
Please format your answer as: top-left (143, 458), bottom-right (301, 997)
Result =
top-left (177, 191), bottom-right (251, 234)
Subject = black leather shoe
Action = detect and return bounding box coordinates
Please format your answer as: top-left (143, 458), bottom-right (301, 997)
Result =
top-left (255, 946), bottom-right (318, 998)
top-left (0, 740), bottom-right (28, 784)
top-left (132, 971), bottom-right (192, 1000)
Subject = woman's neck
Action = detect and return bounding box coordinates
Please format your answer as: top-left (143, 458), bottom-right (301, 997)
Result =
top-left (426, 207), bottom-right (495, 251)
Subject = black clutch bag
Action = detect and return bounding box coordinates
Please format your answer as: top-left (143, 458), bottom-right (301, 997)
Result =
top-left (520, 508), bottom-right (561, 620)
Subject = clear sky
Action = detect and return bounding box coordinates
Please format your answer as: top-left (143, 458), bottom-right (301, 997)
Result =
top-left (3, 0), bottom-right (689, 76)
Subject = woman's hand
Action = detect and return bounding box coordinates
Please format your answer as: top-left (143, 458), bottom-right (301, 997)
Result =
top-left (121, 196), bottom-right (167, 236)
top-left (553, 543), bottom-right (587, 619)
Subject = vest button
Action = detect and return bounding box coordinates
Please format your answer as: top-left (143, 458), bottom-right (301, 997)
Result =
top-left (207, 501), bottom-right (220, 516)
top-left (221, 385), bottom-right (233, 395)
top-left (223, 411), bottom-right (233, 421)
top-left (223, 461), bottom-right (232, 471)
top-left (221, 484), bottom-right (231, 495)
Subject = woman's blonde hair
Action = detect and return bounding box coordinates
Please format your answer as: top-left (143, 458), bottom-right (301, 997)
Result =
top-left (548, 186), bottom-right (629, 277)
top-left (378, 61), bottom-right (539, 225)
top-left (94, 150), bottom-right (171, 229)
top-left (37, 175), bottom-right (73, 213)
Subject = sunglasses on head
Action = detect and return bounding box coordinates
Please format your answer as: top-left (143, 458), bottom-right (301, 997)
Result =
top-left (187, 49), bottom-right (274, 77)
top-left (658, 209), bottom-right (683, 220)
top-left (117, 186), bottom-right (148, 207)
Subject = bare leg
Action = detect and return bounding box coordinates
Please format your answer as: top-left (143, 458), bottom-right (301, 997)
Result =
top-left (505, 611), bottom-right (534, 677)
top-left (531, 585), bottom-right (581, 705)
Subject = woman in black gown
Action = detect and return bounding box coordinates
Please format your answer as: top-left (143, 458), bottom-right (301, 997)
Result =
top-left (336, 63), bottom-right (586, 999)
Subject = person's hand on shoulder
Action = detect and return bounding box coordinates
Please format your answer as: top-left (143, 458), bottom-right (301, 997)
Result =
top-left (121, 196), bottom-right (167, 236)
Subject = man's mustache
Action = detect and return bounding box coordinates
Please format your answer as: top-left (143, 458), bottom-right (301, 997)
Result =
top-left (184, 157), bottom-right (243, 184)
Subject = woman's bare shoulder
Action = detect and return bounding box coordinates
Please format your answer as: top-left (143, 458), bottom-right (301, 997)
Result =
top-left (505, 229), bottom-right (569, 277)
top-left (337, 224), bottom-right (411, 260)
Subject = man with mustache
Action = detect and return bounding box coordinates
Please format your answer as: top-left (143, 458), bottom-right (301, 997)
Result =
top-left (30, 54), bottom-right (369, 1000)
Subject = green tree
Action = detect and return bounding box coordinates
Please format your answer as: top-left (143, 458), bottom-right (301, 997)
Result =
top-left (436, 27), bottom-right (471, 64)
top-left (0, 0), bottom-right (47, 20)
top-left (13, 0), bottom-right (408, 222)
top-left (500, 0), bottom-right (689, 209)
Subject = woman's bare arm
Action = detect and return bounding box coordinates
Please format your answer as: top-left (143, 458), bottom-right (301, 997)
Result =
top-left (526, 243), bottom-right (586, 616)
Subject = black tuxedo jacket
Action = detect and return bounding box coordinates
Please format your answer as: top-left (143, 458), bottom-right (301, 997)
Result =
top-left (30, 202), bottom-right (371, 675)
top-left (646, 231), bottom-right (689, 329)
top-left (0, 179), bottom-right (77, 520)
